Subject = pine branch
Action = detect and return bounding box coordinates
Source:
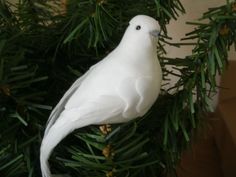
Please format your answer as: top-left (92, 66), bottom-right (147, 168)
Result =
top-left (59, 1), bottom-right (236, 177)
top-left (1, 0), bottom-right (235, 177)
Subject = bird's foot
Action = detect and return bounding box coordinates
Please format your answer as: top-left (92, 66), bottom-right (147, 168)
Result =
top-left (99, 124), bottom-right (112, 135)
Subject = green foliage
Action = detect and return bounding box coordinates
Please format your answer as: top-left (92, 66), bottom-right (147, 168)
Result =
top-left (0, 0), bottom-right (235, 177)
top-left (58, 123), bottom-right (164, 177)
top-left (159, 1), bottom-right (236, 173)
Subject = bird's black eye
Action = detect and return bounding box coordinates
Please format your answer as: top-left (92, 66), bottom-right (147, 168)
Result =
top-left (136, 25), bottom-right (141, 30)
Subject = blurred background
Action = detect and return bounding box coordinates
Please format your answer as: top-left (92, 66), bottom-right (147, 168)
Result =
top-left (165, 1), bottom-right (236, 177)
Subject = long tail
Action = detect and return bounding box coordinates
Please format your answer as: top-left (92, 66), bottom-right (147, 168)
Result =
top-left (40, 96), bottom-right (123, 177)
top-left (40, 115), bottom-right (90, 177)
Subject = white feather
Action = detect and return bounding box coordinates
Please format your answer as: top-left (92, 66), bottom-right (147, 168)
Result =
top-left (40, 96), bottom-right (124, 177)
top-left (40, 15), bottom-right (162, 177)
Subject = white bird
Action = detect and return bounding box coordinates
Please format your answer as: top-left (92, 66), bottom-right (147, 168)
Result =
top-left (40, 15), bottom-right (162, 177)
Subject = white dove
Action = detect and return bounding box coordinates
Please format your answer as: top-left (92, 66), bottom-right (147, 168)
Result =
top-left (40, 15), bottom-right (162, 177)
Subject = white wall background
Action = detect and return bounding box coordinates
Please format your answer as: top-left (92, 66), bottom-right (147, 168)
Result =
top-left (165, 0), bottom-right (236, 108)
top-left (166, 0), bottom-right (236, 61)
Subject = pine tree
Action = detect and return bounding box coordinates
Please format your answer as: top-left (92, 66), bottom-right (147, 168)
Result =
top-left (0, 0), bottom-right (235, 177)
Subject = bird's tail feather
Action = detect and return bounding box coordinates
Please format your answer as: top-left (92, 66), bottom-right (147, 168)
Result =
top-left (40, 116), bottom-right (90, 177)
top-left (40, 96), bottom-right (123, 177)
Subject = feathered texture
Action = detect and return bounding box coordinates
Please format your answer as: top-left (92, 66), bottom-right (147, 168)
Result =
top-left (40, 15), bottom-right (162, 177)
top-left (40, 96), bottom-right (125, 177)
top-left (40, 113), bottom-right (94, 177)
top-left (44, 74), bottom-right (87, 136)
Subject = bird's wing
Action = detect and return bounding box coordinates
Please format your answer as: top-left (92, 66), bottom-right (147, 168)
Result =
top-left (44, 72), bottom-right (90, 136)
top-left (44, 60), bottom-right (107, 136)
top-left (60, 94), bottom-right (125, 124)
top-left (40, 95), bottom-right (125, 177)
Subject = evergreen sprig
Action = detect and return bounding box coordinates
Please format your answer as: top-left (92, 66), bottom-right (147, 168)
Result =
top-left (59, 1), bottom-right (236, 177)
top-left (159, 0), bottom-right (236, 172)
top-left (0, 0), bottom-right (185, 176)
top-left (0, 0), bottom-right (235, 177)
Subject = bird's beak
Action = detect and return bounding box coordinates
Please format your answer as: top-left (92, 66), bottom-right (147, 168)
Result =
top-left (150, 30), bottom-right (160, 37)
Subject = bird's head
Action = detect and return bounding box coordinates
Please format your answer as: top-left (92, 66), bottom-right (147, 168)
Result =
top-left (119, 15), bottom-right (161, 51)
top-left (129, 15), bottom-right (160, 38)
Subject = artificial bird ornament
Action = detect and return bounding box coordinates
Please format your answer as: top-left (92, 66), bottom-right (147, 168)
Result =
top-left (40, 15), bottom-right (162, 177)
